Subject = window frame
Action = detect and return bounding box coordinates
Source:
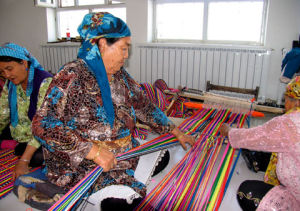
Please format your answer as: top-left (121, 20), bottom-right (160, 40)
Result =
top-left (153, 0), bottom-right (269, 46)
top-left (58, 0), bottom-right (125, 8)
top-left (55, 0), bottom-right (126, 40)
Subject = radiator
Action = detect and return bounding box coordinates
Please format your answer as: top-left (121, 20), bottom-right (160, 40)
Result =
top-left (41, 43), bottom-right (273, 103)
top-left (41, 43), bottom-right (80, 74)
top-left (136, 44), bottom-right (272, 103)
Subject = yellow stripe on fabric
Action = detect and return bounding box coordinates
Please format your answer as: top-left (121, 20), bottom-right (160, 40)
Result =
top-left (173, 140), bottom-right (211, 210)
top-left (207, 146), bottom-right (233, 211)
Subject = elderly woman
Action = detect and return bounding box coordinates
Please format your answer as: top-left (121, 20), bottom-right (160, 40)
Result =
top-left (220, 76), bottom-right (300, 211)
top-left (17, 12), bottom-right (194, 210)
top-left (0, 43), bottom-right (52, 179)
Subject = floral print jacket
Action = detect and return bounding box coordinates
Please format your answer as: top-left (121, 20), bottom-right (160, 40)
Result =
top-left (32, 59), bottom-right (175, 196)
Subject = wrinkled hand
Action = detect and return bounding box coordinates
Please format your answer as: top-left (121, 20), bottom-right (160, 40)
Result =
top-left (12, 161), bottom-right (30, 181)
top-left (177, 133), bottom-right (195, 150)
top-left (219, 123), bottom-right (231, 137)
top-left (93, 147), bottom-right (117, 172)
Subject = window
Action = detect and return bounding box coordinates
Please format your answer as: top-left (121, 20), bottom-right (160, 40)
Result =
top-left (56, 0), bottom-right (126, 39)
top-left (154, 0), bottom-right (268, 45)
top-left (57, 10), bottom-right (89, 39)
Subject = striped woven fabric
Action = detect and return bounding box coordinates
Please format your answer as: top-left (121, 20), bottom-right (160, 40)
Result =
top-left (140, 82), bottom-right (168, 111)
top-left (134, 80), bottom-right (193, 140)
top-left (0, 149), bottom-right (41, 200)
top-left (0, 149), bottom-right (18, 199)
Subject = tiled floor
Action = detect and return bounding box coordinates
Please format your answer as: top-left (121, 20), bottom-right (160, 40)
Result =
top-left (0, 113), bottom-right (277, 211)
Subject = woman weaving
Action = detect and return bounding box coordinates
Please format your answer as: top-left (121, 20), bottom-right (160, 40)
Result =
top-left (12, 12), bottom-right (195, 210)
top-left (220, 76), bottom-right (300, 211)
top-left (0, 43), bottom-right (52, 179)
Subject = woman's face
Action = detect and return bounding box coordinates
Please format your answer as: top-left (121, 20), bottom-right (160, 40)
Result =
top-left (99, 37), bottom-right (131, 78)
top-left (0, 60), bottom-right (28, 86)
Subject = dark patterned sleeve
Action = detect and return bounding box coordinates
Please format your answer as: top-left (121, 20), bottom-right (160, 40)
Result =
top-left (124, 71), bottom-right (175, 135)
top-left (32, 67), bottom-right (93, 168)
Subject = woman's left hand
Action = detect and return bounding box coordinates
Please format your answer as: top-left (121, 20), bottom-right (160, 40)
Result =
top-left (176, 133), bottom-right (195, 150)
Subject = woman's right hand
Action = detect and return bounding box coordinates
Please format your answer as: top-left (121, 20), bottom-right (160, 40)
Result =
top-left (90, 146), bottom-right (117, 172)
top-left (219, 123), bottom-right (231, 137)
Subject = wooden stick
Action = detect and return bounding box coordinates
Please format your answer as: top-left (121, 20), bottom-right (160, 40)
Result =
top-left (165, 85), bottom-right (183, 115)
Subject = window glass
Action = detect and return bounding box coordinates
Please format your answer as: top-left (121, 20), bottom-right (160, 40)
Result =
top-left (58, 10), bottom-right (89, 38)
top-left (111, 0), bottom-right (124, 4)
top-left (60, 0), bottom-right (75, 7)
top-left (156, 2), bottom-right (204, 40)
top-left (207, 1), bottom-right (264, 42)
top-left (78, 0), bottom-right (105, 6)
top-left (92, 8), bottom-right (126, 22)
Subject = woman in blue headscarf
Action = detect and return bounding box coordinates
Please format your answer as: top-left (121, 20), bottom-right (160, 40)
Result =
top-left (0, 43), bottom-right (52, 179)
top-left (26, 12), bottom-right (194, 210)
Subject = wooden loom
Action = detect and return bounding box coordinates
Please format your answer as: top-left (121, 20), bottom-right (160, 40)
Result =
top-left (165, 81), bottom-right (284, 115)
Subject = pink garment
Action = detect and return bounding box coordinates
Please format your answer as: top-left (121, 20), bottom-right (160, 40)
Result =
top-left (229, 111), bottom-right (300, 211)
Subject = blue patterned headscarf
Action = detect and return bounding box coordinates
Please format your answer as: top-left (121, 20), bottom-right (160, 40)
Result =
top-left (77, 12), bottom-right (131, 128)
top-left (0, 43), bottom-right (45, 127)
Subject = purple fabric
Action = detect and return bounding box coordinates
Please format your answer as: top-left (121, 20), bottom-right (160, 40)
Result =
top-left (28, 69), bottom-right (52, 120)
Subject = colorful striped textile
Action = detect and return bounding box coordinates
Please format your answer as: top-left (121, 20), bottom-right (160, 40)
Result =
top-left (0, 149), bottom-right (41, 200)
top-left (140, 80), bottom-right (193, 118)
top-left (0, 149), bottom-right (18, 199)
top-left (48, 131), bottom-right (183, 211)
top-left (135, 80), bottom-right (193, 140)
top-left (49, 108), bottom-right (247, 211)
top-left (136, 109), bottom-right (247, 211)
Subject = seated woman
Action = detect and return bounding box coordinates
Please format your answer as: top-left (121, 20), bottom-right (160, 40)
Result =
top-left (13, 12), bottom-right (195, 210)
top-left (220, 76), bottom-right (300, 211)
top-left (0, 43), bottom-right (52, 179)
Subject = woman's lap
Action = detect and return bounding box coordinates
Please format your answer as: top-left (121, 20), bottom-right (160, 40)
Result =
top-left (237, 180), bottom-right (274, 211)
top-left (13, 168), bottom-right (66, 210)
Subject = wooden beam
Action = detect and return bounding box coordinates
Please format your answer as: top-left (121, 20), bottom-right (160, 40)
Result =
top-left (164, 90), bottom-right (284, 114)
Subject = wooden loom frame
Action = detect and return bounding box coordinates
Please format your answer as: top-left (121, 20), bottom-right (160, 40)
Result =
top-left (164, 82), bottom-right (284, 114)
top-left (206, 81), bottom-right (260, 101)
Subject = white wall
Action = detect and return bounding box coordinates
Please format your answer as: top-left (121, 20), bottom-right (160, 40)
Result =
top-left (0, 0), bottom-right (48, 62)
top-left (1, 0), bottom-right (300, 102)
top-left (264, 0), bottom-right (300, 101)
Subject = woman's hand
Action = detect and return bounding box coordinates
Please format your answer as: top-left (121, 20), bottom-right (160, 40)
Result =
top-left (177, 133), bottom-right (195, 150)
top-left (219, 123), bottom-right (231, 137)
top-left (172, 127), bottom-right (195, 150)
top-left (87, 144), bottom-right (117, 172)
top-left (12, 160), bottom-right (30, 180)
